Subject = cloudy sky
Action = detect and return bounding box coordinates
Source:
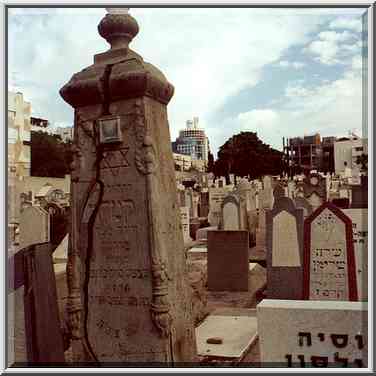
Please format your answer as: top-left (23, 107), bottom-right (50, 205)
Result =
top-left (8, 7), bottom-right (367, 156)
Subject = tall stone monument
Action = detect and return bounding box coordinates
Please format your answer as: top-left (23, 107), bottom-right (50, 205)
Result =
top-left (60, 8), bottom-right (196, 364)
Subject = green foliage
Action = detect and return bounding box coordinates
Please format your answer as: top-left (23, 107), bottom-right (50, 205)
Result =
top-left (31, 131), bottom-right (73, 178)
top-left (214, 131), bottom-right (284, 179)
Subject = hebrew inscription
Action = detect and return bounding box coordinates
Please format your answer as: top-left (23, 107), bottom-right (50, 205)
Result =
top-left (309, 208), bottom-right (349, 300)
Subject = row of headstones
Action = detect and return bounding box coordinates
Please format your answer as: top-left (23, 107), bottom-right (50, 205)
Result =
top-left (259, 173), bottom-right (368, 367)
top-left (179, 171), bottom-right (366, 244)
top-left (205, 198), bottom-right (367, 303)
top-left (266, 198), bottom-right (367, 302)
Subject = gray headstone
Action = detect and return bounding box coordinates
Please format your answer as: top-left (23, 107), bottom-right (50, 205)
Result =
top-left (273, 183), bottom-right (285, 199)
top-left (208, 187), bottom-right (229, 226)
top-left (266, 197), bottom-right (304, 299)
top-left (208, 231), bottom-right (249, 291)
top-left (343, 208), bottom-right (368, 301)
top-left (294, 197), bottom-right (313, 218)
top-left (303, 202), bottom-right (358, 301)
top-left (9, 244), bottom-right (65, 365)
top-left (19, 206), bottom-right (50, 249)
top-left (221, 195), bottom-right (240, 231)
top-left (180, 206), bottom-right (192, 243)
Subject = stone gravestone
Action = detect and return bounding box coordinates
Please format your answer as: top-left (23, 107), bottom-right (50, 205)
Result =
top-left (199, 191), bottom-right (209, 218)
top-left (303, 173), bottom-right (326, 202)
top-left (180, 207), bottom-right (192, 244)
top-left (303, 202), bottom-right (358, 301)
top-left (19, 206), bottom-right (50, 250)
top-left (266, 197), bottom-right (304, 299)
top-left (208, 187), bottom-right (228, 227)
top-left (207, 231), bottom-right (249, 291)
top-left (256, 208), bottom-right (267, 248)
top-left (351, 176), bottom-right (367, 208)
top-left (258, 299), bottom-right (367, 367)
top-left (221, 195), bottom-right (240, 231)
top-left (8, 243), bottom-right (65, 365)
top-left (306, 191), bottom-right (323, 211)
top-left (287, 181), bottom-right (296, 199)
top-left (294, 197), bottom-right (313, 219)
top-left (60, 9), bottom-right (196, 363)
top-left (273, 183), bottom-right (285, 200)
top-left (343, 208), bottom-right (368, 301)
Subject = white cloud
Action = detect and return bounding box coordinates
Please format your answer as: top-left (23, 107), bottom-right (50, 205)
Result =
top-left (211, 60), bottom-right (363, 154)
top-left (8, 8), bottom-right (365, 155)
top-left (8, 8), bottom-right (331, 136)
top-left (278, 60), bottom-right (305, 69)
top-left (285, 84), bottom-right (313, 98)
top-left (329, 17), bottom-right (363, 33)
top-left (305, 30), bottom-right (359, 65)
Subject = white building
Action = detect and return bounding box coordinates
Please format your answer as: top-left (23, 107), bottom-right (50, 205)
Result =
top-left (54, 126), bottom-right (74, 142)
top-left (334, 136), bottom-right (368, 174)
top-left (172, 117), bottom-right (209, 165)
top-left (8, 91), bottom-right (32, 177)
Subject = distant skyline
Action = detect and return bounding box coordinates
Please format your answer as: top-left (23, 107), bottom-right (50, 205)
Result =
top-left (8, 7), bottom-right (367, 156)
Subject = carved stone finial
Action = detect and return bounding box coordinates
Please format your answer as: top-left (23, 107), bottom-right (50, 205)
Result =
top-left (98, 8), bottom-right (139, 50)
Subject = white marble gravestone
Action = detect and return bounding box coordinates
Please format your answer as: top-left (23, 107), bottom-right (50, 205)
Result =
top-left (258, 299), bottom-right (367, 367)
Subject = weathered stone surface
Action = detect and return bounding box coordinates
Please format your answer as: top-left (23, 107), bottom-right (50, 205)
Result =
top-left (266, 197), bottom-right (304, 300)
top-left (9, 244), bottom-right (65, 365)
top-left (343, 209), bottom-right (368, 301)
top-left (208, 187), bottom-right (229, 227)
top-left (207, 231), bottom-right (249, 292)
top-left (258, 299), bottom-right (367, 367)
top-left (273, 183), bottom-right (285, 199)
top-left (19, 206), bottom-right (50, 249)
top-left (294, 197), bottom-right (313, 218)
top-left (180, 206), bottom-right (192, 243)
top-left (303, 202), bottom-right (358, 301)
top-left (186, 259), bottom-right (208, 325)
top-left (221, 195), bottom-right (240, 231)
top-left (196, 309), bottom-right (258, 359)
top-left (60, 10), bottom-right (196, 364)
top-left (302, 173), bottom-right (326, 202)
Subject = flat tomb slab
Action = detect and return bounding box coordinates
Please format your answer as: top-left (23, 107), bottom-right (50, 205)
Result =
top-left (196, 313), bottom-right (257, 358)
top-left (188, 247), bottom-right (208, 254)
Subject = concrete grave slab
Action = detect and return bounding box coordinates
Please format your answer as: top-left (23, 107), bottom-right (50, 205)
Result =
top-left (196, 310), bottom-right (258, 358)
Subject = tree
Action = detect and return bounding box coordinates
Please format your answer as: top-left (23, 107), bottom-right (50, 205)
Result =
top-left (214, 131), bottom-right (283, 179)
top-left (31, 131), bottom-right (73, 178)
